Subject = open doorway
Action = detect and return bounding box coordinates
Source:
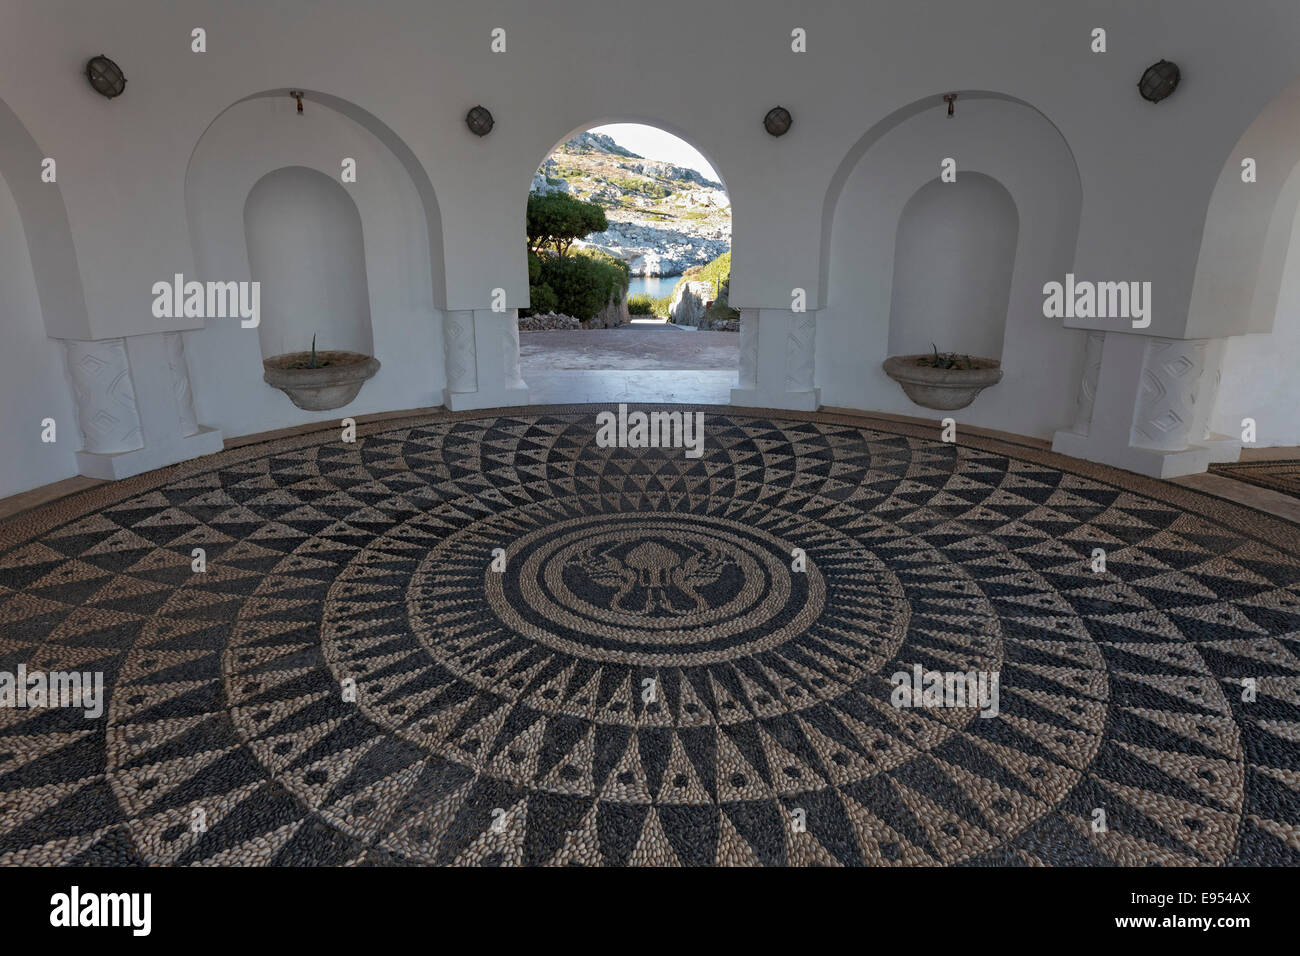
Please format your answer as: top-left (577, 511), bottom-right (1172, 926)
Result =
top-left (520, 123), bottom-right (737, 404)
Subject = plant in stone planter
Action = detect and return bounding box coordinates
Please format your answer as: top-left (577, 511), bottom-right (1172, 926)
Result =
top-left (882, 343), bottom-right (1003, 410)
top-left (263, 334), bottom-right (380, 411)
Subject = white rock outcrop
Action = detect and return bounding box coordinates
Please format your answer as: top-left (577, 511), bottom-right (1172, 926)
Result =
top-left (579, 223), bottom-right (730, 277)
top-left (670, 281), bottom-right (714, 326)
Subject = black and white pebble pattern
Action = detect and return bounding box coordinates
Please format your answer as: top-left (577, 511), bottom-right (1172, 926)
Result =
top-left (0, 408), bottom-right (1298, 866)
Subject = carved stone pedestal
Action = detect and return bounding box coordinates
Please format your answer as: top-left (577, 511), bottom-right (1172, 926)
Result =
top-left (62, 332), bottom-right (223, 480)
top-left (442, 310), bottom-right (530, 411)
top-left (729, 309), bottom-right (821, 411)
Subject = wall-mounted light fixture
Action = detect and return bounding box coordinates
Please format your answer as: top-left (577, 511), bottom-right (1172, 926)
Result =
top-left (943, 93), bottom-right (959, 117)
top-left (85, 55), bottom-right (126, 99)
top-left (1138, 60), bottom-right (1180, 103)
top-left (466, 105), bottom-right (494, 136)
top-left (289, 90), bottom-right (305, 114)
top-left (763, 106), bottom-right (792, 137)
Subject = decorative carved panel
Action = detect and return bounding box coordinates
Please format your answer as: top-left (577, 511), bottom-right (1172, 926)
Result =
top-left (1131, 338), bottom-right (1208, 451)
top-left (783, 312), bottom-right (816, 391)
top-left (738, 310), bottom-right (759, 389)
top-left (443, 311), bottom-right (477, 393)
top-left (500, 311), bottom-right (523, 388)
top-left (63, 338), bottom-right (145, 454)
top-left (1072, 332), bottom-right (1105, 435)
top-left (164, 332), bottom-right (200, 438)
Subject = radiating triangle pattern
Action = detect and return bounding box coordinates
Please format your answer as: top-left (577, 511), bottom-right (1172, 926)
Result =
top-left (0, 409), bottom-right (1297, 866)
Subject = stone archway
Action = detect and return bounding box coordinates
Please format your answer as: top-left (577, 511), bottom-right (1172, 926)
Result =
top-left (520, 121), bottom-right (738, 407)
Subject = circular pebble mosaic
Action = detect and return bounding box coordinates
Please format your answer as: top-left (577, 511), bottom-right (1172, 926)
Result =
top-left (0, 408), bottom-right (1297, 866)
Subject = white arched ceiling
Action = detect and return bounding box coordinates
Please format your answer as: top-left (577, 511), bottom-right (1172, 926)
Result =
top-left (243, 166), bottom-right (373, 359)
top-left (888, 173), bottom-right (1019, 359)
top-left (818, 94), bottom-right (1084, 440)
top-left (183, 91), bottom-right (444, 439)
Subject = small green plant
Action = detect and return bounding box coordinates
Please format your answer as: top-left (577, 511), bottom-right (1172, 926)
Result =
top-left (284, 334), bottom-right (334, 370)
top-left (917, 344), bottom-right (974, 370)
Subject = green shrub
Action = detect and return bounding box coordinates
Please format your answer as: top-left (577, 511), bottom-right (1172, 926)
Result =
top-left (628, 293), bottom-right (656, 315)
top-left (575, 248), bottom-right (629, 304)
top-left (703, 275), bottom-right (740, 324)
top-left (527, 283), bottom-right (558, 316)
top-left (536, 251), bottom-right (627, 321)
top-left (695, 250), bottom-right (731, 299)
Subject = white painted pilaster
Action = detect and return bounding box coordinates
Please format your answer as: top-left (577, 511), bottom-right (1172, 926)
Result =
top-left (442, 308), bottom-right (529, 411)
top-left (730, 308), bottom-right (821, 411)
top-left (62, 333), bottom-right (223, 480)
top-left (1053, 332), bottom-right (1239, 478)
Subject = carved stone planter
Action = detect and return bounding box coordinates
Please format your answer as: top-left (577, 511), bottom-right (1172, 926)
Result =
top-left (263, 350), bottom-right (380, 410)
top-left (882, 354), bottom-right (1003, 410)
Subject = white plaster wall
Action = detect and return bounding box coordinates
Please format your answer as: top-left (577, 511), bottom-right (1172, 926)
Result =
top-left (1187, 80), bottom-right (1300, 340)
top-left (3, 0), bottom-right (1300, 339)
top-left (1211, 203), bottom-right (1300, 446)
top-left (819, 97), bottom-right (1086, 439)
top-left (244, 166), bottom-right (374, 359)
top-left (888, 173), bottom-right (1019, 358)
top-left (0, 173), bottom-right (79, 497)
top-left (184, 95), bottom-right (442, 439)
top-left (1, 0), bottom-right (1300, 477)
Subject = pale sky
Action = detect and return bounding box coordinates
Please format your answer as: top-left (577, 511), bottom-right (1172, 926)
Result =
top-left (589, 124), bottom-right (722, 185)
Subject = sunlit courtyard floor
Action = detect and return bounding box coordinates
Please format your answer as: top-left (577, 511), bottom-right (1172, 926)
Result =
top-left (520, 325), bottom-right (737, 405)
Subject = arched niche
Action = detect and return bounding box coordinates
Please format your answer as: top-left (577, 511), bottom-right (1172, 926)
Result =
top-left (1190, 75), bottom-right (1300, 447)
top-left (1187, 78), bottom-right (1300, 340)
top-left (0, 96), bottom-right (90, 340)
top-left (818, 94), bottom-right (1084, 439)
top-left (887, 173), bottom-right (1018, 358)
top-left (0, 168), bottom-right (80, 497)
top-left (1210, 181), bottom-right (1300, 446)
top-left (184, 91), bottom-right (443, 438)
top-left (244, 167), bottom-right (373, 359)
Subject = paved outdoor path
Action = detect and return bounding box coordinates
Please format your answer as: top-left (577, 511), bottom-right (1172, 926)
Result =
top-left (519, 324), bottom-right (739, 370)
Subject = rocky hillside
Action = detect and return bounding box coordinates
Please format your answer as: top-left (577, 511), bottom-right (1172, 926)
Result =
top-left (530, 131), bottom-right (731, 276)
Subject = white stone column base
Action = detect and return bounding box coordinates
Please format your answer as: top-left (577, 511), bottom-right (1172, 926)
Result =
top-left (1052, 430), bottom-right (1242, 479)
top-left (1198, 434), bottom-right (1244, 465)
top-left (76, 428), bottom-right (224, 480)
top-left (728, 309), bottom-right (821, 412)
top-left (62, 332), bottom-right (225, 481)
top-left (1050, 332), bottom-right (1241, 479)
top-left (730, 386), bottom-right (822, 411)
top-left (443, 386), bottom-right (531, 411)
top-left (440, 309), bottom-right (529, 411)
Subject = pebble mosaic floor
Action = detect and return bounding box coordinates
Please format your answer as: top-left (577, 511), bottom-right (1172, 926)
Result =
top-left (1209, 459), bottom-right (1300, 501)
top-left (1, 407), bottom-right (1298, 866)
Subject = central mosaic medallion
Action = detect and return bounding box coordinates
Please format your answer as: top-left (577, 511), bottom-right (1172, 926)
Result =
top-left (480, 512), bottom-right (828, 664)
